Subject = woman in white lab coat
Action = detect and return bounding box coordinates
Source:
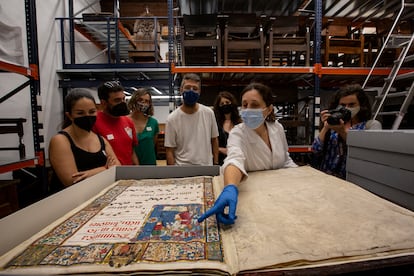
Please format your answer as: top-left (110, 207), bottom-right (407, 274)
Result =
top-left (198, 83), bottom-right (297, 225)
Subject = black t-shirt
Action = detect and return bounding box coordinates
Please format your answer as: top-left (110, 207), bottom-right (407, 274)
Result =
top-left (49, 131), bottom-right (107, 193)
top-left (218, 126), bottom-right (229, 165)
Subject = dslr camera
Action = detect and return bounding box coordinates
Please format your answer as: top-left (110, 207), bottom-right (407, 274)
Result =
top-left (327, 106), bottom-right (351, 125)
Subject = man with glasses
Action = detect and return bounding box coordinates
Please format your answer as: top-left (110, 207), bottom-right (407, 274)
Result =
top-left (93, 81), bottom-right (139, 165)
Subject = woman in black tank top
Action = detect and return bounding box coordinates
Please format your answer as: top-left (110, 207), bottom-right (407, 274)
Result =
top-left (49, 90), bottom-right (120, 193)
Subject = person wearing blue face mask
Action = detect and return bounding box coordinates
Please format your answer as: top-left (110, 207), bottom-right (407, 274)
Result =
top-left (165, 73), bottom-right (219, 166)
top-left (49, 89), bottom-right (120, 193)
top-left (198, 83), bottom-right (297, 225)
top-left (312, 84), bottom-right (381, 179)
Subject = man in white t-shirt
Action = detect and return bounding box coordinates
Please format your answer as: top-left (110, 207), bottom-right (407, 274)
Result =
top-left (165, 73), bottom-right (219, 166)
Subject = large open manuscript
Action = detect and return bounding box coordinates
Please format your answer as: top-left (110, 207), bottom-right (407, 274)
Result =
top-left (1, 166), bottom-right (414, 275)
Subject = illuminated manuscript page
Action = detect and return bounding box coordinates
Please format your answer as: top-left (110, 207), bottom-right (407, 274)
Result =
top-left (0, 176), bottom-right (236, 275)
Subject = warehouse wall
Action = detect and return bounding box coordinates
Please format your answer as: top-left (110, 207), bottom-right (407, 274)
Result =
top-left (0, 0), bottom-right (101, 179)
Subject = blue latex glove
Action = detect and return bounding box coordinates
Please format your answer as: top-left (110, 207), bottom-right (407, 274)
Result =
top-left (198, 184), bottom-right (238, 225)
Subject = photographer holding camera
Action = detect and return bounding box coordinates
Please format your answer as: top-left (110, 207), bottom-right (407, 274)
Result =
top-left (312, 84), bottom-right (381, 179)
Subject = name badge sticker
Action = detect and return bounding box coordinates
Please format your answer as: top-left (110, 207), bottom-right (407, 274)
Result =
top-left (125, 127), bottom-right (133, 139)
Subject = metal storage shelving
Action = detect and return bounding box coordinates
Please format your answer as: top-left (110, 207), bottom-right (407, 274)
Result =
top-left (56, 0), bottom-right (414, 147)
top-left (0, 0), bottom-right (47, 207)
top-left (0, 0), bottom-right (46, 195)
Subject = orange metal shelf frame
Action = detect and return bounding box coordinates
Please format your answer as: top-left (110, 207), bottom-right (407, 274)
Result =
top-left (0, 151), bottom-right (44, 174)
top-left (0, 61), bottom-right (39, 80)
top-left (0, 59), bottom-right (41, 174)
top-left (171, 63), bottom-right (413, 76)
top-left (0, 158), bottom-right (38, 174)
top-left (171, 64), bottom-right (315, 74)
top-left (288, 145), bottom-right (312, 153)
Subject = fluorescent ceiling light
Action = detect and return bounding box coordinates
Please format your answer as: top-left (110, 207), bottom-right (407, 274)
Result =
top-left (150, 86), bottom-right (164, 95)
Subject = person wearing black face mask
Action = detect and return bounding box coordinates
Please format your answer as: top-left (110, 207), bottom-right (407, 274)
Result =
top-left (165, 73), bottom-right (219, 166)
top-left (73, 115), bottom-right (96, 132)
top-left (213, 91), bottom-right (242, 165)
top-left (107, 101), bottom-right (130, 117)
top-left (49, 89), bottom-right (120, 193)
top-left (93, 81), bottom-right (139, 165)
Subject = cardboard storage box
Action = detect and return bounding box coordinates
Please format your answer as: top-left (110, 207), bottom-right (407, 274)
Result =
top-left (347, 130), bottom-right (414, 211)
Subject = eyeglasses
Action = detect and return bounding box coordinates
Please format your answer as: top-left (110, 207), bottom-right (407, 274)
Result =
top-left (103, 81), bottom-right (121, 88)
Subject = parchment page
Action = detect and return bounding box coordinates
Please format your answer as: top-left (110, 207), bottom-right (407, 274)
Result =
top-left (212, 175), bottom-right (240, 275)
top-left (227, 166), bottom-right (414, 272)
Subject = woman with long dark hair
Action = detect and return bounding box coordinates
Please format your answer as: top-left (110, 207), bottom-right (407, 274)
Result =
top-left (199, 83), bottom-right (297, 225)
top-left (213, 91), bottom-right (242, 165)
top-left (49, 89), bottom-right (120, 193)
top-left (312, 84), bottom-right (382, 179)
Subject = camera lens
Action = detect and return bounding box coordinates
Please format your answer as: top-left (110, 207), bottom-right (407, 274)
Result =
top-left (326, 107), bottom-right (352, 125)
top-left (327, 113), bottom-right (341, 125)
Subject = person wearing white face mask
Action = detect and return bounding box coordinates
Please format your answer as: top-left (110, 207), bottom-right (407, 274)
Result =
top-left (312, 84), bottom-right (382, 179)
top-left (128, 88), bottom-right (159, 165)
top-left (198, 83), bottom-right (297, 225)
